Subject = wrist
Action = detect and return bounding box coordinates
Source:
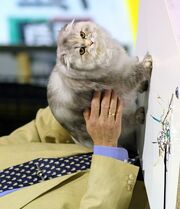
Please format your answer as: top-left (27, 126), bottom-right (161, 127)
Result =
top-left (94, 141), bottom-right (117, 147)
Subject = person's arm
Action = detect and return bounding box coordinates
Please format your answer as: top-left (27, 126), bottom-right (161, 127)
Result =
top-left (79, 90), bottom-right (139, 209)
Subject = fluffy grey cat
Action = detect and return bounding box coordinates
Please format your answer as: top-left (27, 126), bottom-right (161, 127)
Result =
top-left (47, 20), bottom-right (152, 148)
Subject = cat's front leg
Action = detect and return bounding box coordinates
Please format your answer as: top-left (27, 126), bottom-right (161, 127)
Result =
top-left (142, 52), bottom-right (153, 77)
top-left (141, 52), bottom-right (152, 83)
top-left (123, 53), bottom-right (152, 92)
top-left (130, 53), bottom-right (152, 93)
top-left (135, 106), bottom-right (145, 124)
top-left (138, 80), bottom-right (149, 93)
top-left (138, 53), bottom-right (152, 93)
top-left (122, 106), bottom-right (145, 127)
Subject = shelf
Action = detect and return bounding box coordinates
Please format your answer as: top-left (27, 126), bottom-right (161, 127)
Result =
top-left (0, 45), bottom-right (57, 52)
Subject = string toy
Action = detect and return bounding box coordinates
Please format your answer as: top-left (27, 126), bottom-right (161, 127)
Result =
top-left (151, 86), bottom-right (179, 209)
top-left (151, 93), bottom-right (174, 157)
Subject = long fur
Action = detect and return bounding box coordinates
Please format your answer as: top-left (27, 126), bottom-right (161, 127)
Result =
top-left (47, 21), bottom-right (150, 148)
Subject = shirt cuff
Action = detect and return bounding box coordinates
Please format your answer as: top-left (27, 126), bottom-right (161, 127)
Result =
top-left (93, 145), bottom-right (129, 161)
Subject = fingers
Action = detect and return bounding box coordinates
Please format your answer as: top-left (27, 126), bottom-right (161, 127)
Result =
top-left (108, 91), bottom-right (118, 121)
top-left (86, 90), bottom-right (123, 123)
top-left (115, 98), bottom-right (123, 123)
top-left (100, 90), bottom-right (111, 119)
top-left (90, 91), bottom-right (101, 119)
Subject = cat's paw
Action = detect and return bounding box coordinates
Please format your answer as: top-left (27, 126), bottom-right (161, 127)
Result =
top-left (143, 52), bottom-right (152, 77)
top-left (138, 80), bottom-right (149, 93)
top-left (135, 107), bottom-right (145, 124)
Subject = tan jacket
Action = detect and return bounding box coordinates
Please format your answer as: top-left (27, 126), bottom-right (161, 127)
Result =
top-left (0, 107), bottom-right (149, 209)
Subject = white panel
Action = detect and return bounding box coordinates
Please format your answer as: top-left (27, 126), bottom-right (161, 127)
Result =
top-left (136, 0), bottom-right (180, 208)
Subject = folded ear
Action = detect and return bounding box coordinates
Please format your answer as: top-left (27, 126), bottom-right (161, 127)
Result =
top-left (60, 53), bottom-right (66, 65)
top-left (64, 19), bottom-right (75, 31)
top-left (57, 19), bottom-right (75, 43)
top-left (60, 54), bottom-right (70, 70)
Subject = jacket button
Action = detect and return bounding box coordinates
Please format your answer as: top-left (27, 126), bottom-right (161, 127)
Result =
top-left (127, 185), bottom-right (132, 191)
top-left (128, 174), bottom-right (135, 180)
top-left (127, 179), bottom-right (134, 185)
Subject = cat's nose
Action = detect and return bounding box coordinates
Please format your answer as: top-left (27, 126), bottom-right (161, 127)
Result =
top-left (85, 39), bottom-right (93, 47)
top-left (89, 40), bottom-right (93, 46)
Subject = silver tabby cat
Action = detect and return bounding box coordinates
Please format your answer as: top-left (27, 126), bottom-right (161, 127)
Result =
top-left (47, 20), bottom-right (152, 148)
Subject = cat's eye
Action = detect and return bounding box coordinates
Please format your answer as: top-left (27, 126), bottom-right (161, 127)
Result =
top-left (80, 31), bottom-right (86, 39)
top-left (79, 47), bottom-right (85, 55)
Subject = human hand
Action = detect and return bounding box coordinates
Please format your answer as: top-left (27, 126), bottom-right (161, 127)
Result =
top-left (83, 90), bottom-right (123, 147)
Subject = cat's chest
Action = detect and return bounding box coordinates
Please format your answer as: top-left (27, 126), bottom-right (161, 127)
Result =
top-left (53, 76), bottom-right (92, 109)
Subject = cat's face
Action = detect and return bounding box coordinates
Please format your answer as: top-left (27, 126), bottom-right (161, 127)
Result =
top-left (57, 21), bottom-right (110, 71)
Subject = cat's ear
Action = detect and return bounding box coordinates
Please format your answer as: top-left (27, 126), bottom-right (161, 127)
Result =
top-left (60, 54), bottom-right (66, 65)
top-left (64, 19), bottom-right (75, 31)
top-left (57, 19), bottom-right (75, 42)
top-left (60, 54), bottom-right (70, 69)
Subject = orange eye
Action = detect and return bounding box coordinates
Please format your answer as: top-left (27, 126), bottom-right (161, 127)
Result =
top-left (80, 31), bottom-right (86, 39)
top-left (79, 47), bottom-right (85, 55)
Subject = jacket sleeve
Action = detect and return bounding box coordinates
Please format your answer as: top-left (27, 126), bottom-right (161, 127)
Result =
top-left (0, 107), bottom-right (72, 145)
top-left (79, 155), bottom-right (139, 209)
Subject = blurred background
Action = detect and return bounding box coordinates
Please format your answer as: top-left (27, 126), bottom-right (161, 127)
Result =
top-left (0, 0), bottom-right (138, 136)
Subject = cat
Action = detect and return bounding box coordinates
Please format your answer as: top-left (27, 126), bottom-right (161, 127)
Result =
top-left (47, 20), bottom-right (152, 148)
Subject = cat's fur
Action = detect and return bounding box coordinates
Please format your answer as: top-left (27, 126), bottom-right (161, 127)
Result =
top-left (47, 21), bottom-right (151, 148)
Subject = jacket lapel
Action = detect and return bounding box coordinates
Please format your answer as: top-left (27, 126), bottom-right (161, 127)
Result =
top-left (0, 143), bottom-right (92, 209)
top-left (0, 171), bottom-right (86, 209)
